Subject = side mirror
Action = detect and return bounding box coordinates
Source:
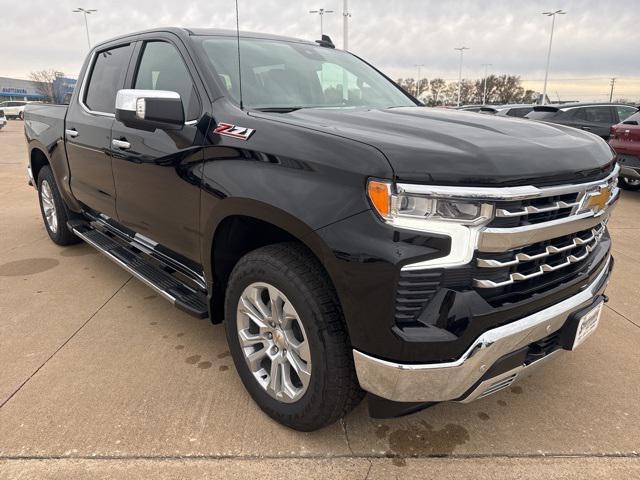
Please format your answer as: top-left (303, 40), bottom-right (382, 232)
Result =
top-left (115, 89), bottom-right (184, 131)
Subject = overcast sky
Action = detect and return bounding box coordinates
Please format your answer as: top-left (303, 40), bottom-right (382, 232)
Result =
top-left (3, 0), bottom-right (639, 101)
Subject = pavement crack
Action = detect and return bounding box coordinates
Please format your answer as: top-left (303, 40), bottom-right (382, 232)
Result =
top-left (0, 452), bottom-right (639, 461)
top-left (0, 276), bottom-right (133, 410)
top-left (606, 304), bottom-right (640, 329)
top-left (363, 459), bottom-right (373, 479)
top-left (340, 418), bottom-right (355, 456)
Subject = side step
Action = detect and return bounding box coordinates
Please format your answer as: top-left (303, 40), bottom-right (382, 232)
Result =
top-left (71, 223), bottom-right (208, 319)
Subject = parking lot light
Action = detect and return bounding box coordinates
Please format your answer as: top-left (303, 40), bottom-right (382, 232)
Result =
top-left (72, 8), bottom-right (97, 49)
top-left (454, 47), bottom-right (470, 107)
top-left (541, 9), bottom-right (566, 105)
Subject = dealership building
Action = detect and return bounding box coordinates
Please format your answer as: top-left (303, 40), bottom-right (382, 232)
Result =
top-left (0, 75), bottom-right (77, 103)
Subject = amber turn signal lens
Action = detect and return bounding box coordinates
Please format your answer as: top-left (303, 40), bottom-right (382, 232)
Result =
top-left (367, 180), bottom-right (391, 218)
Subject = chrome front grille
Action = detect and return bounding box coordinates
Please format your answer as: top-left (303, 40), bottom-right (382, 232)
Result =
top-left (490, 192), bottom-right (582, 228)
top-left (474, 223), bottom-right (606, 288)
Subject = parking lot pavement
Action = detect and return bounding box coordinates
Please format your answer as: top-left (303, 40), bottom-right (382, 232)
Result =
top-left (0, 120), bottom-right (639, 478)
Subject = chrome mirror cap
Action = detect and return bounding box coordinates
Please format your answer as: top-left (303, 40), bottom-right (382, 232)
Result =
top-left (115, 89), bottom-right (180, 119)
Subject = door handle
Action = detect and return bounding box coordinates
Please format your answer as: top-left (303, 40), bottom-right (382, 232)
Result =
top-left (65, 129), bottom-right (78, 138)
top-left (581, 126), bottom-right (591, 131)
top-left (112, 139), bottom-right (131, 150)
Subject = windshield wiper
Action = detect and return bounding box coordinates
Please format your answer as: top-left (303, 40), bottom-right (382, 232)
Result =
top-left (253, 107), bottom-right (305, 113)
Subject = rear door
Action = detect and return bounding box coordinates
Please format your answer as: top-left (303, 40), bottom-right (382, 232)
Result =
top-left (568, 106), bottom-right (616, 139)
top-left (65, 42), bottom-right (135, 218)
top-left (110, 35), bottom-right (205, 263)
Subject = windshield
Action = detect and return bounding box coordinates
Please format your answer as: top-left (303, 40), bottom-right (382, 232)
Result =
top-left (195, 36), bottom-right (415, 110)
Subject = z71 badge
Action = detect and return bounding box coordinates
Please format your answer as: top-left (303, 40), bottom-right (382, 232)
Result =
top-left (213, 122), bottom-right (255, 140)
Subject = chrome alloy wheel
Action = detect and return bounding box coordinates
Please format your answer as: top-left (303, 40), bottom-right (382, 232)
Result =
top-left (236, 282), bottom-right (311, 403)
top-left (40, 180), bottom-right (58, 233)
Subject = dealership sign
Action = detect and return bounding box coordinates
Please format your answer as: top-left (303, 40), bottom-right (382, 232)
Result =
top-left (2, 87), bottom-right (28, 94)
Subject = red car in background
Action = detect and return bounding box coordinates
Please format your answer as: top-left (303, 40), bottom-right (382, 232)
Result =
top-left (610, 110), bottom-right (640, 190)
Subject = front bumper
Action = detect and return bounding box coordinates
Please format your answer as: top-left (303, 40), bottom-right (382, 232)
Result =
top-left (353, 254), bottom-right (612, 403)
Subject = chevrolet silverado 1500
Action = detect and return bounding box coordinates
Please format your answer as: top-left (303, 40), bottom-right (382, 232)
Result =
top-left (24, 28), bottom-right (618, 431)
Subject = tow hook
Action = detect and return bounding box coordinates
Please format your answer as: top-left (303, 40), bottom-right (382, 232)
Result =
top-left (602, 294), bottom-right (609, 303)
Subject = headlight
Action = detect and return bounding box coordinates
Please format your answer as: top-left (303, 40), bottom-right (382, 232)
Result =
top-left (367, 179), bottom-right (494, 228)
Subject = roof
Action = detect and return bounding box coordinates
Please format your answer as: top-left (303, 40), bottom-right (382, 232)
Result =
top-left (532, 102), bottom-right (639, 112)
top-left (93, 27), bottom-right (319, 50)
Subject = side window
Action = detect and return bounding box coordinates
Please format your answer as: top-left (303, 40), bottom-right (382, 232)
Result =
top-left (616, 106), bottom-right (637, 122)
top-left (584, 107), bottom-right (614, 123)
top-left (84, 44), bottom-right (133, 114)
top-left (134, 41), bottom-right (200, 121)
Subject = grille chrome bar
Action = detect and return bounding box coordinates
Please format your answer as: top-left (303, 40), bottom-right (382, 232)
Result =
top-left (477, 224), bottom-right (605, 269)
top-left (495, 200), bottom-right (580, 218)
top-left (474, 225), bottom-right (605, 288)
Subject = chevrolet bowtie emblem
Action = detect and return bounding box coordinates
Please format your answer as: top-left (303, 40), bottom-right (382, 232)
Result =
top-left (586, 186), bottom-right (611, 213)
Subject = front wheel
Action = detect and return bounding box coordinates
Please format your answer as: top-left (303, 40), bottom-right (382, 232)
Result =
top-left (620, 176), bottom-right (640, 191)
top-left (224, 243), bottom-right (363, 431)
top-left (37, 166), bottom-right (81, 245)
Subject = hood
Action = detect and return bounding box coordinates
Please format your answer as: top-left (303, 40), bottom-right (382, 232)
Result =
top-left (253, 107), bottom-right (615, 186)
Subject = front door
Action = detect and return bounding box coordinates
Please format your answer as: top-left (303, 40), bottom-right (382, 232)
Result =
top-left (66, 42), bottom-right (134, 218)
top-left (110, 38), bottom-right (205, 263)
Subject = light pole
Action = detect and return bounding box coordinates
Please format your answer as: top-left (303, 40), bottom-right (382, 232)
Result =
top-left (342, 0), bottom-right (351, 50)
top-left (609, 77), bottom-right (617, 102)
top-left (541, 9), bottom-right (566, 105)
top-left (481, 63), bottom-right (492, 105)
top-left (309, 8), bottom-right (334, 37)
top-left (454, 47), bottom-right (469, 107)
top-left (414, 64), bottom-right (425, 99)
top-left (72, 7), bottom-right (97, 49)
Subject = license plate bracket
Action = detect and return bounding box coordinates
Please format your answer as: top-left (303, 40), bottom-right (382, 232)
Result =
top-left (559, 298), bottom-right (604, 351)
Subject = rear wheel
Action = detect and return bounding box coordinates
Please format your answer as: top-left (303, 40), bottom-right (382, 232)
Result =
top-left (18, 111), bottom-right (24, 121)
top-left (224, 243), bottom-right (363, 431)
top-left (620, 176), bottom-right (640, 191)
top-left (37, 166), bottom-right (81, 246)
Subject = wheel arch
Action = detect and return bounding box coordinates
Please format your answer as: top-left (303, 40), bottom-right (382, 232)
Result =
top-left (202, 198), bottom-right (340, 324)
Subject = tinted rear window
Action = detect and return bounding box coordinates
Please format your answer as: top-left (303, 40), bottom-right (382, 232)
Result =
top-left (526, 110), bottom-right (558, 120)
top-left (506, 107), bottom-right (532, 117)
top-left (84, 44), bottom-right (134, 114)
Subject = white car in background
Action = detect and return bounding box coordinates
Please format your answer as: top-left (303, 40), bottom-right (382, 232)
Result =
top-left (0, 100), bottom-right (29, 120)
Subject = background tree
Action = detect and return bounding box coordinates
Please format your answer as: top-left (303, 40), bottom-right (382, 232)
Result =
top-left (28, 69), bottom-right (62, 103)
top-left (394, 73), bottom-right (538, 106)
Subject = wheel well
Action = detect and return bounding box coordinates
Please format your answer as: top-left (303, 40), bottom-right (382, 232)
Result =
top-left (30, 148), bottom-right (50, 184)
top-left (210, 215), bottom-right (306, 323)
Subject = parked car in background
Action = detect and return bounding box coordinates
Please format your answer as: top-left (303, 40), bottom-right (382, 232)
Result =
top-left (493, 104), bottom-right (535, 118)
top-left (526, 103), bottom-right (638, 140)
top-left (0, 100), bottom-right (29, 120)
top-left (456, 105), bottom-right (484, 112)
top-left (609, 110), bottom-right (640, 190)
top-left (0, 109), bottom-right (7, 129)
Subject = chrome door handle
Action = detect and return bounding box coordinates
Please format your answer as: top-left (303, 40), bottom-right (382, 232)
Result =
top-left (112, 139), bottom-right (131, 150)
top-left (581, 126), bottom-right (591, 131)
top-left (65, 129), bottom-right (78, 138)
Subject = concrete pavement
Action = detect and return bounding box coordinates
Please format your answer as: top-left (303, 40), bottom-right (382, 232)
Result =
top-left (1, 120), bottom-right (639, 478)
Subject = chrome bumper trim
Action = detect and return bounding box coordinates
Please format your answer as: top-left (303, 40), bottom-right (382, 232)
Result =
top-left (621, 166), bottom-right (640, 179)
top-left (353, 255), bottom-right (611, 403)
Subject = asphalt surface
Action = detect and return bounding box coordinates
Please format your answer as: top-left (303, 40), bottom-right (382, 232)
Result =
top-left (0, 120), bottom-right (639, 479)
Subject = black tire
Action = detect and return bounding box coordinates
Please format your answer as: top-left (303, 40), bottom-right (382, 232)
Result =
top-left (18, 111), bottom-right (24, 121)
top-left (620, 176), bottom-right (640, 191)
top-left (224, 242), bottom-right (363, 431)
top-left (37, 166), bottom-right (81, 246)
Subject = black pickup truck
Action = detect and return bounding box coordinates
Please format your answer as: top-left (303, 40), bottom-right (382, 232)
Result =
top-left (24, 28), bottom-right (618, 431)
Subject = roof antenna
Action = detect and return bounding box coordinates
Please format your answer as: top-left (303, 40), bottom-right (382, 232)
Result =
top-left (235, 0), bottom-right (244, 110)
